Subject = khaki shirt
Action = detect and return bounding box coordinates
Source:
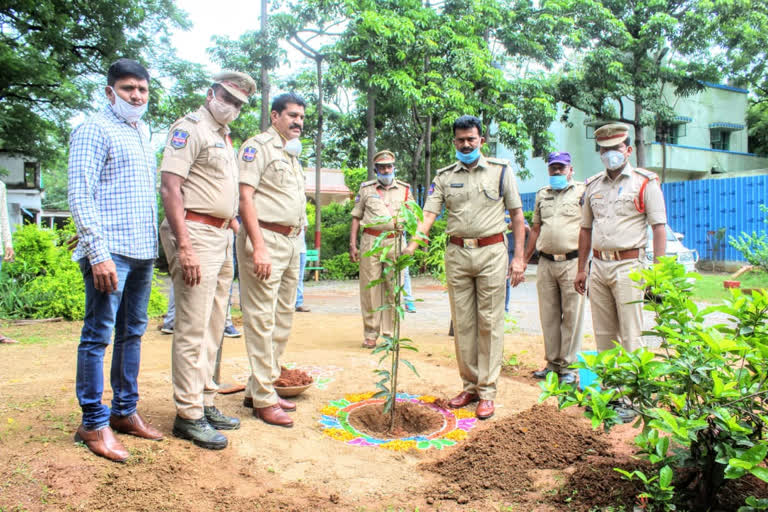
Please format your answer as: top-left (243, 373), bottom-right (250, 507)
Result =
top-left (159, 106), bottom-right (238, 220)
top-left (424, 155), bottom-right (522, 238)
top-left (581, 165), bottom-right (667, 251)
top-left (351, 179), bottom-right (411, 232)
top-left (238, 126), bottom-right (306, 228)
top-left (533, 181), bottom-right (585, 254)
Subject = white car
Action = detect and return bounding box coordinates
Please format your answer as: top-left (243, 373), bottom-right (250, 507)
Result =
top-left (644, 224), bottom-right (699, 273)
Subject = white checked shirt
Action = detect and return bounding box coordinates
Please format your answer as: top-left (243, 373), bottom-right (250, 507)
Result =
top-left (68, 105), bottom-right (158, 264)
top-left (0, 181), bottom-right (12, 251)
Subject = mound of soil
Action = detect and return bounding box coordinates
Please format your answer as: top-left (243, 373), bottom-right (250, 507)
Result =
top-left (276, 367), bottom-right (313, 387)
top-left (554, 456), bottom-right (646, 510)
top-left (424, 404), bottom-right (610, 503)
top-left (349, 401), bottom-right (445, 438)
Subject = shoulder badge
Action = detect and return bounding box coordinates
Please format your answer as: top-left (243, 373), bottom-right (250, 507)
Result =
top-left (436, 163), bottom-right (457, 175)
top-left (584, 173), bottom-right (602, 188)
top-left (185, 113), bottom-right (200, 123)
top-left (354, 194), bottom-right (361, 203)
top-left (428, 182), bottom-right (436, 196)
top-left (242, 146), bottom-right (256, 162)
top-left (253, 132), bottom-right (273, 145)
top-left (170, 129), bottom-right (190, 149)
top-left (360, 180), bottom-right (377, 188)
top-left (486, 156), bottom-right (509, 166)
top-left (633, 167), bottom-right (659, 181)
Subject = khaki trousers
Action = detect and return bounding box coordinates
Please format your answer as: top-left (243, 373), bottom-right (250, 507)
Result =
top-left (536, 257), bottom-right (585, 375)
top-left (445, 241), bottom-right (507, 400)
top-left (238, 229), bottom-right (300, 408)
top-left (358, 233), bottom-right (398, 340)
top-left (160, 219), bottom-right (233, 420)
top-left (589, 257), bottom-right (645, 352)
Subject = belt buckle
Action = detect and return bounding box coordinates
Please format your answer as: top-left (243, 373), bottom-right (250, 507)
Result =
top-left (463, 238), bottom-right (479, 249)
top-left (289, 226), bottom-right (301, 237)
top-left (601, 251), bottom-right (616, 261)
top-left (553, 253), bottom-right (566, 262)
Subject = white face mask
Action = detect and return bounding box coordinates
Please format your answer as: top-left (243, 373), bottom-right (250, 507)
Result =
top-left (600, 150), bottom-right (627, 171)
top-left (208, 90), bottom-right (239, 125)
top-left (108, 86), bottom-right (147, 124)
top-left (284, 137), bottom-right (302, 157)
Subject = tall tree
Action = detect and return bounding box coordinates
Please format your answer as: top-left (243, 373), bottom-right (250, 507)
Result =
top-left (551, 0), bottom-right (768, 168)
top-left (0, 0), bottom-right (188, 165)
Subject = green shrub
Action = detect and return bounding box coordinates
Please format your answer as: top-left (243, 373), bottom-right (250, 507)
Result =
top-left (0, 223), bottom-right (167, 320)
top-left (540, 257), bottom-right (768, 511)
top-left (730, 204), bottom-right (768, 272)
top-left (323, 252), bottom-right (359, 280)
top-left (343, 167), bottom-right (368, 196)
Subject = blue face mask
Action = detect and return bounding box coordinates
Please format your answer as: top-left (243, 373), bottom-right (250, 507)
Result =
top-left (456, 148), bottom-right (480, 164)
top-left (377, 171), bottom-right (395, 186)
top-left (549, 175), bottom-right (568, 190)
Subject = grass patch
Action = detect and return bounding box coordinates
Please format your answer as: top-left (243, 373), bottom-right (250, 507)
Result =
top-left (691, 270), bottom-right (768, 302)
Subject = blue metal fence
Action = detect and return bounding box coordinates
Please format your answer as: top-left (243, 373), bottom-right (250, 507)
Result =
top-left (520, 174), bottom-right (768, 262)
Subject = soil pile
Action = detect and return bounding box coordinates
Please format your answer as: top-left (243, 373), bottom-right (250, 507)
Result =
top-left (349, 401), bottom-right (444, 438)
top-left (424, 404), bottom-right (610, 503)
top-left (276, 367), bottom-right (313, 387)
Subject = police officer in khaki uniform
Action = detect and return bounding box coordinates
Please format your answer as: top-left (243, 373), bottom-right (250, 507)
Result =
top-left (160, 71), bottom-right (256, 449)
top-left (237, 92), bottom-right (307, 428)
top-left (405, 115), bottom-right (526, 420)
top-left (524, 151), bottom-right (586, 385)
top-left (349, 150), bottom-right (411, 349)
top-left (575, 123), bottom-right (667, 355)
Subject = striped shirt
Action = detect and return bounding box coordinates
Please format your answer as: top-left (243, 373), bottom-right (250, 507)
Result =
top-left (68, 105), bottom-right (158, 264)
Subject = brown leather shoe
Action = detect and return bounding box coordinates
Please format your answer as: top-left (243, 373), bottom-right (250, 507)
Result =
top-left (447, 391), bottom-right (479, 408)
top-left (295, 305), bottom-right (311, 312)
top-left (110, 413), bottom-right (164, 440)
top-left (476, 400), bottom-right (495, 420)
top-left (74, 425), bottom-right (129, 462)
top-left (254, 404), bottom-right (294, 428)
top-left (278, 398), bottom-right (296, 412)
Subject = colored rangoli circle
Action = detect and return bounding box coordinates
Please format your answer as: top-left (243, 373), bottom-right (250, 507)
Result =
top-left (319, 392), bottom-right (478, 451)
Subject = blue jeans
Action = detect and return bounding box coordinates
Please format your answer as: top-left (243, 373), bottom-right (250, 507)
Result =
top-left (505, 251), bottom-right (513, 313)
top-left (76, 254), bottom-right (154, 429)
top-left (295, 251), bottom-right (306, 307)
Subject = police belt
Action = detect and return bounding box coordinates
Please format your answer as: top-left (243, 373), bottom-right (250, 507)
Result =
top-left (540, 250), bottom-right (578, 262)
top-left (592, 248), bottom-right (641, 261)
top-left (449, 233), bottom-right (504, 249)
top-left (185, 210), bottom-right (232, 230)
top-left (259, 220), bottom-right (302, 237)
top-left (363, 227), bottom-right (397, 239)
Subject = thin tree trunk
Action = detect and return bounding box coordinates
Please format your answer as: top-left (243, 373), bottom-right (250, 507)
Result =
top-left (425, 115), bottom-right (432, 193)
top-left (314, 56), bottom-right (324, 254)
top-left (367, 84), bottom-right (376, 180)
top-left (259, 0), bottom-right (270, 132)
top-left (634, 102), bottom-right (646, 168)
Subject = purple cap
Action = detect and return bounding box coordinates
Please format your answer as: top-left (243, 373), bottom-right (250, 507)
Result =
top-left (547, 151), bottom-right (571, 166)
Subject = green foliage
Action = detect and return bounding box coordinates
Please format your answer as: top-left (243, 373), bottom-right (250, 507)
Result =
top-left (318, 201), bottom-right (355, 264)
top-left (413, 219), bottom-right (447, 283)
top-left (0, 1), bottom-right (188, 166)
top-left (367, 200), bottom-right (424, 428)
top-left (323, 252), bottom-right (359, 280)
top-left (343, 167), bottom-right (368, 196)
top-left (540, 257), bottom-right (768, 510)
top-left (0, 223), bottom-right (166, 320)
top-left (730, 205), bottom-right (768, 273)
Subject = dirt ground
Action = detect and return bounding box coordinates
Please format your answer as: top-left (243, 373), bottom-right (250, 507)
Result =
top-left (0, 277), bottom-right (763, 511)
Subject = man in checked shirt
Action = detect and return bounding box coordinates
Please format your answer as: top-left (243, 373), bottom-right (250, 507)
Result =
top-left (68, 59), bottom-right (162, 462)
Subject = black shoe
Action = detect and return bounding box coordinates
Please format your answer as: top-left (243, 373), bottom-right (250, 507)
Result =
top-left (559, 373), bottom-right (577, 385)
top-left (532, 368), bottom-right (556, 379)
top-left (204, 406), bottom-right (241, 430)
top-left (172, 416), bottom-right (228, 450)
